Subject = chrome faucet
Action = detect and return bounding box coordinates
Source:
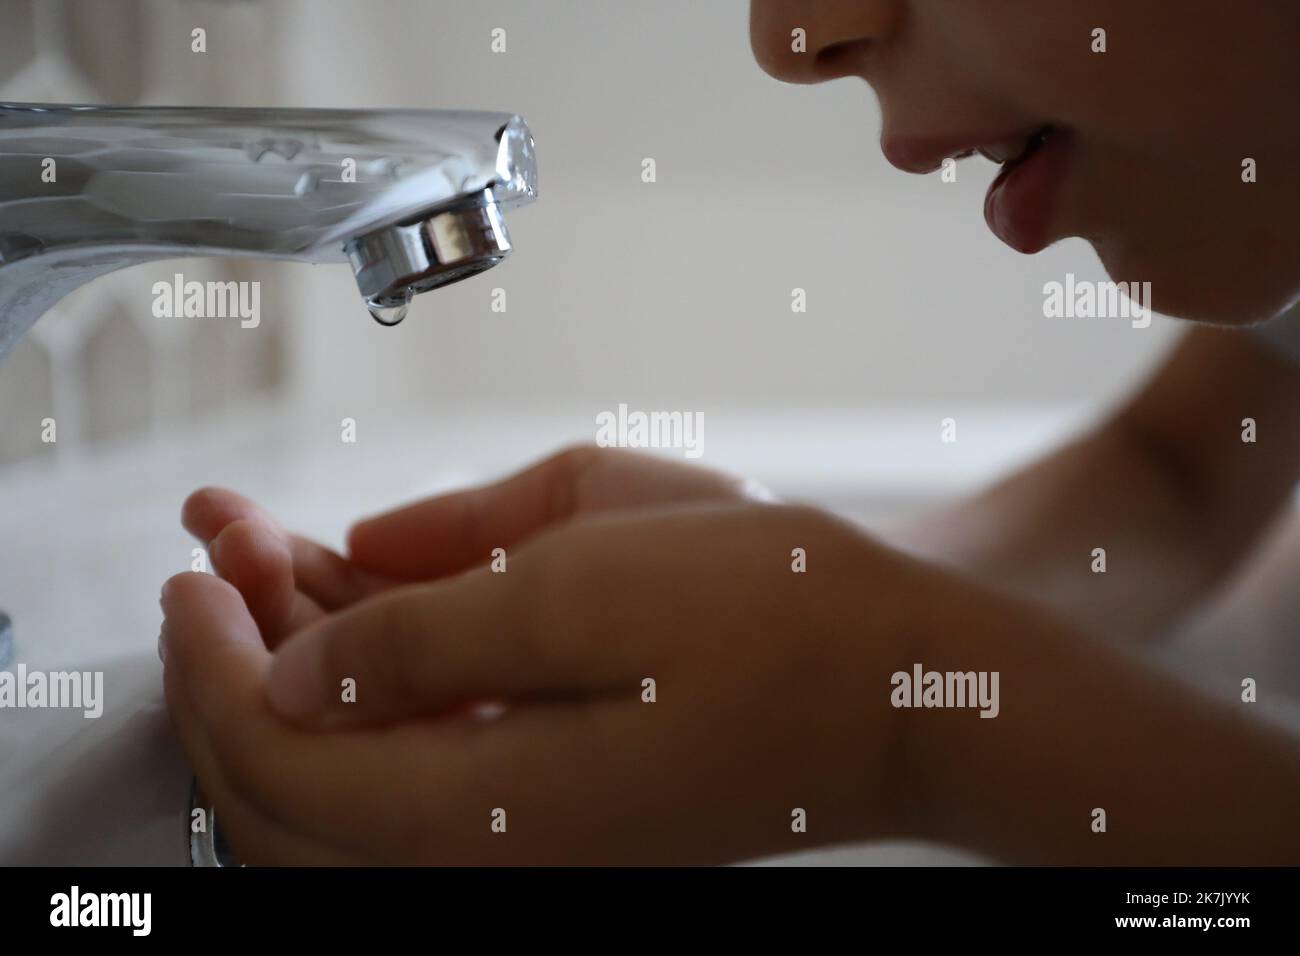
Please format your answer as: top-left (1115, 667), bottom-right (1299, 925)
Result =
top-left (0, 103), bottom-right (538, 358)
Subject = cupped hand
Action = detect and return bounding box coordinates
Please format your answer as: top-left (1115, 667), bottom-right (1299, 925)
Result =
top-left (180, 445), bottom-right (767, 645)
top-left (163, 447), bottom-right (914, 864)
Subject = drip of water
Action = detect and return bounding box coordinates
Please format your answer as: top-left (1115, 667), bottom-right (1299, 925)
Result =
top-left (367, 287), bottom-right (413, 326)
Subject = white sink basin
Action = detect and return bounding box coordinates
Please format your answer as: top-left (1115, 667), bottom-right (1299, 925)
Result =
top-left (24, 399), bottom-right (1279, 865)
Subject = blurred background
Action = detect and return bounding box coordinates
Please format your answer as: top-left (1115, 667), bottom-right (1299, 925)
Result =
top-left (0, 0), bottom-right (1181, 490)
top-left (1, 0), bottom-right (1206, 866)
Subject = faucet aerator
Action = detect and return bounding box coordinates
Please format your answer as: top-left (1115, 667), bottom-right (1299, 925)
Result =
top-left (346, 193), bottom-right (512, 325)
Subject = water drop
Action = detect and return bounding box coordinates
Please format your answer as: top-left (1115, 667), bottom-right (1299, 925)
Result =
top-left (367, 287), bottom-right (413, 327)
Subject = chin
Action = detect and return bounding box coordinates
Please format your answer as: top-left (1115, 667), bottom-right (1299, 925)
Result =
top-left (1091, 237), bottom-right (1298, 328)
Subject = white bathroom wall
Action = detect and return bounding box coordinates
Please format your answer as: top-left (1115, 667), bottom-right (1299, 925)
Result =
top-left (0, 0), bottom-right (287, 467)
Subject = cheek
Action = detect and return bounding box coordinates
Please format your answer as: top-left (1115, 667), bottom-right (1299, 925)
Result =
top-left (906, 1), bottom-right (1117, 128)
top-left (924, 0), bottom-right (1245, 159)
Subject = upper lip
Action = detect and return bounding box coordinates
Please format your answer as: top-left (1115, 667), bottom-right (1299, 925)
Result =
top-left (881, 125), bottom-right (1050, 174)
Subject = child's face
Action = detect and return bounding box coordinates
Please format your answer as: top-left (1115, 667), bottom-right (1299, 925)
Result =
top-left (751, 0), bottom-right (1300, 324)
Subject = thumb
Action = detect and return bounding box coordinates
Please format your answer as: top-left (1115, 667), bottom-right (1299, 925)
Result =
top-left (264, 561), bottom-right (631, 728)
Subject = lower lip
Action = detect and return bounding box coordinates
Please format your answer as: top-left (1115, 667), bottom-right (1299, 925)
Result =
top-left (983, 131), bottom-right (1072, 254)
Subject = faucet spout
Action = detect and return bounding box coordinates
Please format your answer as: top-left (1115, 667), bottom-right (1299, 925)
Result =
top-left (0, 103), bottom-right (538, 358)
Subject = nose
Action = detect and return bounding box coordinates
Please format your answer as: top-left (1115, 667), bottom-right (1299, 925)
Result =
top-left (749, 0), bottom-right (902, 84)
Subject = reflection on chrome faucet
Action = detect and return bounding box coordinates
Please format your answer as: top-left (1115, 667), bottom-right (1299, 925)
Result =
top-left (0, 611), bottom-right (13, 670)
top-left (0, 103), bottom-right (539, 358)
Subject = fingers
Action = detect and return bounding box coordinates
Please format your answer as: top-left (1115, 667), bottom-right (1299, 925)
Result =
top-left (265, 547), bottom-right (643, 728)
top-left (286, 535), bottom-right (391, 610)
top-left (158, 564), bottom-right (730, 863)
top-left (344, 447), bottom-right (595, 580)
top-left (347, 445), bottom-right (757, 580)
top-left (161, 571), bottom-right (271, 722)
top-left (160, 571), bottom-right (296, 851)
top-left (183, 487), bottom-right (392, 612)
top-left (182, 485), bottom-right (280, 542)
top-left (159, 572), bottom-right (418, 861)
top-left (209, 519), bottom-right (322, 646)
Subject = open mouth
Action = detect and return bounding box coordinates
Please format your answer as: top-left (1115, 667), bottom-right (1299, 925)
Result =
top-left (879, 123), bottom-right (1073, 253)
top-left (979, 125), bottom-right (1055, 168)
